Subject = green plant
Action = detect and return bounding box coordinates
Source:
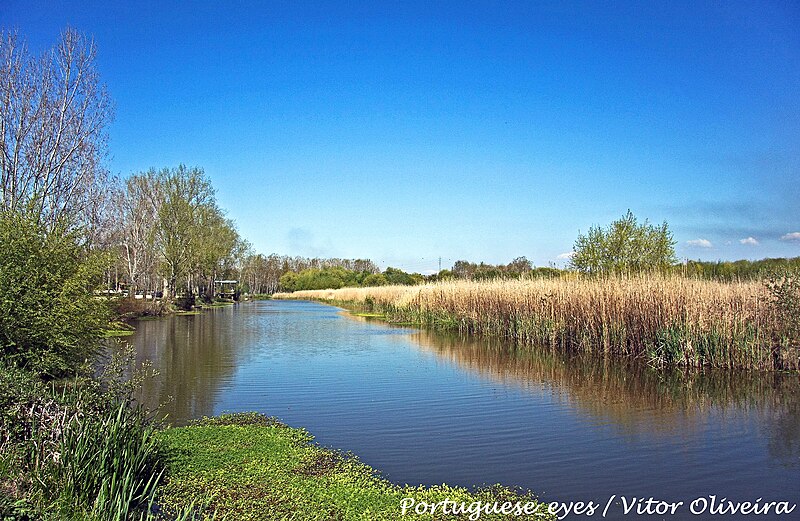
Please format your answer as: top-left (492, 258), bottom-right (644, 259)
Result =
top-left (765, 269), bottom-right (800, 369)
top-left (0, 212), bottom-right (109, 378)
top-left (157, 414), bottom-right (554, 520)
top-left (0, 346), bottom-right (167, 520)
top-left (571, 210), bottom-right (676, 275)
top-left (275, 275), bottom-right (783, 370)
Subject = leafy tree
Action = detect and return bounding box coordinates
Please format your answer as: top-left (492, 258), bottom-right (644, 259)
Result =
top-left (0, 212), bottom-right (108, 377)
top-left (451, 257), bottom-right (538, 280)
top-left (362, 273), bottom-right (388, 286)
top-left (677, 257), bottom-right (800, 281)
top-left (277, 266), bottom-right (421, 291)
top-left (383, 267), bottom-right (416, 285)
top-left (278, 271), bottom-right (300, 292)
top-left (570, 210), bottom-right (676, 274)
top-left (433, 269), bottom-right (454, 281)
top-left (150, 165), bottom-right (218, 299)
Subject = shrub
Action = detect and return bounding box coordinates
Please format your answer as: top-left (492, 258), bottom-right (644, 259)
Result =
top-left (765, 269), bottom-right (800, 368)
top-left (0, 212), bottom-right (109, 378)
top-left (0, 360), bottom-right (165, 520)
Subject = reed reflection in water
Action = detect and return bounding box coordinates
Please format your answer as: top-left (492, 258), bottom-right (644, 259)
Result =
top-left (409, 328), bottom-right (800, 465)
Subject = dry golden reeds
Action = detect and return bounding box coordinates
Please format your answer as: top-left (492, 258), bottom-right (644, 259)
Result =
top-left (274, 275), bottom-right (796, 370)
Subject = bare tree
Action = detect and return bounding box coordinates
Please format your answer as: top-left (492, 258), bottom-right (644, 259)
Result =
top-left (117, 171), bottom-right (160, 297)
top-left (0, 27), bottom-right (113, 230)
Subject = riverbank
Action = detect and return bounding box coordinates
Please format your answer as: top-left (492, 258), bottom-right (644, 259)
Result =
top-left (110, 296), bottom-right (238, 324)
top-left (1, 368), bottom-right (553, 521)
top-left (156, 413), bottom-right (555, 520)
top-left (273, 276), bottom-right (799, 371)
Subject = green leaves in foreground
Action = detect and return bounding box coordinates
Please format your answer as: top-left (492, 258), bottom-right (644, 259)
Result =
top-left (0, 365), bottom-right (164, 521)
top-left (0, 212), bottom-right (109, 377)
top-left (157, 413), bottom-right (554, 521)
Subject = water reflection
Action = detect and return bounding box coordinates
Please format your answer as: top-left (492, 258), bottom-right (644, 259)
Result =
top-left (131, 306), bottom-right (259, 422)
top-left (126, 300), bottom-right (800, 505)
top-left (409, 329), bottom-right (800, 466)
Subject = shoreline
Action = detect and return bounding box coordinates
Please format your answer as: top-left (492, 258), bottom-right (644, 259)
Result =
top-left (272, 277), bottom-right (800, 372)
top-left (155, 412), bottom-right (556, 520)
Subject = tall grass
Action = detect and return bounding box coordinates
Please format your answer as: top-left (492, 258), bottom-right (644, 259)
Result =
top-left (275, 275), bottom-right (798, 370)
top-left (50, 399), bottom-right (163, 519)
top-left (0, 367), bottom-right (165, 520)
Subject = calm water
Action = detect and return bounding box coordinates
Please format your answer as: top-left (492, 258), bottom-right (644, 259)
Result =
top-left (130, 300), bottom-right (800, 519)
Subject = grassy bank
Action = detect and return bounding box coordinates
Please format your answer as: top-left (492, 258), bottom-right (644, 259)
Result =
top-left (274, 276), bottom-right (799, 371)
top-left (156, 413), bottom-right (554, 521)
top-left (110, 297), bottom-right (239, 324)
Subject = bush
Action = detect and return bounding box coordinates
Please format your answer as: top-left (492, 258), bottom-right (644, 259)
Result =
top-left (0, 360), bottom-right (165, 520)
top-left (0, 212), bottom-right (109, 378)
top-left (765, 269), bottom-right (800, 368)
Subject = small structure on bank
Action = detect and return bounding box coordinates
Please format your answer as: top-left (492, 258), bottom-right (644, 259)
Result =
top-left (214, 280), bottom-right (239, 301)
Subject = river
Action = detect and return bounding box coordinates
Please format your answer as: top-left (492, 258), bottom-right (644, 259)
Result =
top-left (129, 299), bottom-right (799, 519)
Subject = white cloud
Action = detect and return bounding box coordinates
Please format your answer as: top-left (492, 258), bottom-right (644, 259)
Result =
top-left (556, 251), bottom-right (575, 260)
top-left (739, 237), bottom-right (759, 246)
top-left (686, 239), bottom-right (713, 248)
top-left (780, 232), bottom-right (800, 241)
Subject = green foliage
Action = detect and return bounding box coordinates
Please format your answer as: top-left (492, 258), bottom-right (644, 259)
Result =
top-left (0, 212), bottom-right (109, 377)
top-left (765, 268), bottom-right (800, 348)
top-left (0, 359), bottom-right (165, 521)
top-left (382, 267), bottom-right (416, 285)
top-left (678, 257), bottom-right (800, 281)
top-left (571, 210), bottom-right (676, 275)
top-left (192, 412), bottom-right (286, 428)
top-left (157, 414), bottom-right (554, 520)
top-left (280, 267), bottom-right (349, 291)
top-left (447, 257), bottom-right (564, 281)
top-left (433, 269), bottom-right (454, 281)
top-left (361, 273), bottom-right (388, 286)
top-left (150, 166), bottom-right (216, 298)
top-left (279, 266), bottom-right (421, 292)
top-left (451, 257), bottom-right (540, 280)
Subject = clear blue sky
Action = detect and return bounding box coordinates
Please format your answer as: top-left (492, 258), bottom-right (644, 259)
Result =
top-left (3, 1), bottom-right (798, 272)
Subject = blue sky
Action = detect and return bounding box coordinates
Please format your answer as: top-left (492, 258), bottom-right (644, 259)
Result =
top-left (2, 1), bottom-right (798, 272)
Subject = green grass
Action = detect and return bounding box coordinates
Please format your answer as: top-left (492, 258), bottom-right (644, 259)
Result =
top-left (199, 301), bottom-right (236, 308)
top-left (156, 413), bottom-right (554, 521)
top-left (101, 329), bottom-right (136, 337)
top-left (0, 365), bottom-right (166, 520)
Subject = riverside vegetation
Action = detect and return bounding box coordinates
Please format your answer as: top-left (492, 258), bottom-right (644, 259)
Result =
top-left (0, 208), bottom-right (556, 517)
top-left (274, 274), bottom-right (800, 371)
top-left (275, 212), bottom-right (799, 371)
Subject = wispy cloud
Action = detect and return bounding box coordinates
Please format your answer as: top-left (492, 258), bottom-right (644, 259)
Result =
top-left (686, 239), bottom-right (713, 248)
top-left (739, 237), bottom-right (759, 246)
top-left (556, 251), bottom-right (575, 260)
top-left (780, 232), bottom-right (800, 241)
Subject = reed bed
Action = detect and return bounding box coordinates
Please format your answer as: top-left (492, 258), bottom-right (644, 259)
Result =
top-left (274, 276), bottom-right (797, 370)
